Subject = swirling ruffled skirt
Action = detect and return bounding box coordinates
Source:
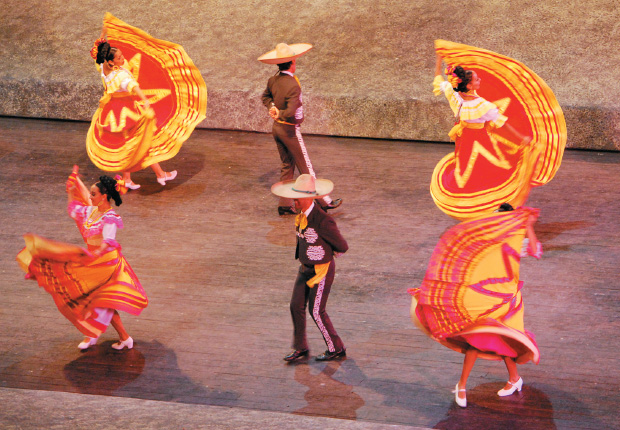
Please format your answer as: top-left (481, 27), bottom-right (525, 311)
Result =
top-left (86, 13), bottom-right (207, 172)
top-left (16, 234), bottom-right (148, 338)
top-left (409, 209), bottom-right (540, 364)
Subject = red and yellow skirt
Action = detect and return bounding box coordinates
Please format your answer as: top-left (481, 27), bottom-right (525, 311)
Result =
top-left (86, 13), bottom-right (207, 172)
top-left (431, 125), bottom-right (541, 220)
top-left (432, 40), bottom-right (566, 221)
top-left (17, 234), bottom-right (148, 338)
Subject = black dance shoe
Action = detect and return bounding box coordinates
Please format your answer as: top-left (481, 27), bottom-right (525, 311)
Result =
top-left (283, 349), bottom-right (309, 362)
top-left (322, 199), bottom-right (343, 211)
top-left (278, 206), bottom-right (297, 216)
top-left (315, 349), bottom-right (346, 361)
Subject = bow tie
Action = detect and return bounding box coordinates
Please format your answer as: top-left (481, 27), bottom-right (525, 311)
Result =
top-left (295, 212), bottom-right (308, 231)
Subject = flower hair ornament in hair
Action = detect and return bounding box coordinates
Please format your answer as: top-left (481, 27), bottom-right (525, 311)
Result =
top-left (445, 64), bottom-right (462, 89)
top-left (113, 175), bottom-right (129, 195)
top-left (90, 37), bottom-right (107, 60)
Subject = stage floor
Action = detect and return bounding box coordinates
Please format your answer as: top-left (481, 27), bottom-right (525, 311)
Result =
top-left (1, 117), bottom-right (618, 429)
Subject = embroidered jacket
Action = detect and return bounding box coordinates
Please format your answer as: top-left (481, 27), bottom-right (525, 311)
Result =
top-left (296, 205), bottom-right (348, 266)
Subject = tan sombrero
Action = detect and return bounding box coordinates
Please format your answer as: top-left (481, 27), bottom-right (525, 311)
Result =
top-left (258, 43), bottom-right (313, 64)
top-left (271, 174), bottom-right (333, 199)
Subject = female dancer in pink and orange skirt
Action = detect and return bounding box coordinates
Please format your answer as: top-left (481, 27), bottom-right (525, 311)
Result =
top-left (17, 166), bottom-right (148, 350)
top-left (409, 203), bottom-right (542, 407)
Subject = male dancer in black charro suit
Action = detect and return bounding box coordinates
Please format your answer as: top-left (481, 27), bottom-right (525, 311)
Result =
top-left (271, 174), bottom-right (348, 361)
top-left (259, 43), bottom-right (342, 216)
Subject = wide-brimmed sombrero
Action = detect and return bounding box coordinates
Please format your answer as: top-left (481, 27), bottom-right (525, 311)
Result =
top-left (271, 174), bottom-right (333, 199)
top-left (258, 43), bottom-right (313, 64)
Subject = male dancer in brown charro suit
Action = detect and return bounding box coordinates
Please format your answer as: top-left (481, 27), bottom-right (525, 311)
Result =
top-left (271, 174), bottom-right (348, 361)
top-left (259, 43), bottom-right (342, 216)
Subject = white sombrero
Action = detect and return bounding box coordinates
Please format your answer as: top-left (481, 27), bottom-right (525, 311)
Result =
top-left (258, 43), bottom-right (313, 64)
top-left (271, 174), bottom-right (333, 199)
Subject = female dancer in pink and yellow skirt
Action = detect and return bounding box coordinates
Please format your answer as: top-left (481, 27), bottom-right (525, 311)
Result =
top-left (17, 166), bottom-right (148, 350)
top-left (409, 203), bottom-right (542, 407)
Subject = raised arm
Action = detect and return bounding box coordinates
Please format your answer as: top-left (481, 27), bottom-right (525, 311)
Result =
top-left (132, 86), bottom-right (151, 110)
top-left (503, 122), bottom-right (532, 146)
top-left (66, 165), bottom-right (92, 205)
top-left (99, 25), bottom-right (108, 42)
top-left (435, 53), bottom-right (443, 77)
top-left (525, 213), bottom-right (542, 258)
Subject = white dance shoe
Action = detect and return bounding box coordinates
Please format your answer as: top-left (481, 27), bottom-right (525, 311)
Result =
top-left (453, 383), bottom-right (467, 407)
top-left (157, 170), bottom-right (177, 186)
top-left (498, 377), bottom-right (523, 396)
top-left (77, 337), bottom-right (98, 350)
top-left (111, 336), bottom-right (134, 350)
top-left (125, 180), bottom-right (141, 190)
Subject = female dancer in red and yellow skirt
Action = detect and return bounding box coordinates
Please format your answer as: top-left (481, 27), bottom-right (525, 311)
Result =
top-left (17, 166), bottom-right (148, 350)
top-left (87, 13), bottom-right (207, 189)
top-left (409, 204), bottom-right (542, 407)
top-left (431, 40), bottom-right (566, 220)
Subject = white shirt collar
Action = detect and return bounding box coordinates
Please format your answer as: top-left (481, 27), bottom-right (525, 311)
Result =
top-left (304, 201), bottom-right (315, 217)
top-left (281, 70), bottom-right (294, 77)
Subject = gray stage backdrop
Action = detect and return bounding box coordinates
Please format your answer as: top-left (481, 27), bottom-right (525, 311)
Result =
top-left (0, 0), bottom-right (617, 150)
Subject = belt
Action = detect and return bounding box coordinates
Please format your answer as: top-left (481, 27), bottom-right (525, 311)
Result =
top-left (276, 119), bottom-right (297, 126)
top-left (305, 262), bottom-right (331, 288)
top-left (448, 120), bottom-right (485, 141)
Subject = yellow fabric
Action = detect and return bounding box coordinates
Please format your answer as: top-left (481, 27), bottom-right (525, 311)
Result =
top-left (453, 140), bottom-right (512, 189)
top-left (447, 120), bottom-right (484, 141)
top-left (306, 262), bottom-right (330, 288)
top-left (16, 235), bottom-right (89, 273)
top-left (432, 75), bottom-right (445, 96)
top-left (295, 212), bottom-right (308, 231)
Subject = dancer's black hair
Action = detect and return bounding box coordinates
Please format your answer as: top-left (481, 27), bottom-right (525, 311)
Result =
top-left (95, 42), bottom-right (117, 65)
top-left (452, 65), bottom-right (474, 93)
top-left (497, 203), bottom-right (514, 212)
top-left (96, 175), bottom-right (123, 206)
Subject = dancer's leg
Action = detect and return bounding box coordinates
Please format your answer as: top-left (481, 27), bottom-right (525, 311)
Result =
top-left (457, 348), bottom-right (478, 400)
top-left (150, 162), bottom-right (165, 178)
top-left (110, 310), bottom-right (130, 341)
top-left (502, 356), bottom-right (520, 390)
